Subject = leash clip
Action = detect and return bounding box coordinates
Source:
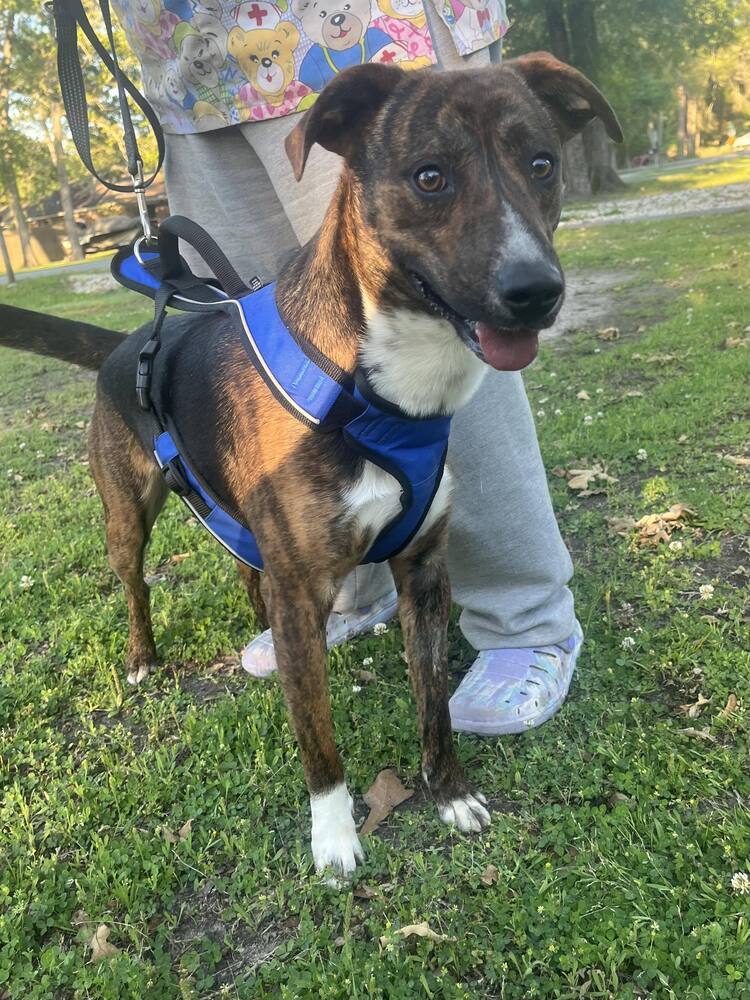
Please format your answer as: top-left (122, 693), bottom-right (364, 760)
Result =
top-left (130, 160), bottom-right (153, 242)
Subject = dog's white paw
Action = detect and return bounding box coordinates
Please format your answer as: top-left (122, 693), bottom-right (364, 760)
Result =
top-left (310, 783), bottom-right (365, 877)
top-left (126, 661), bottom-right (153, 685)
top-left (438, 791), bottom-right (490, 833)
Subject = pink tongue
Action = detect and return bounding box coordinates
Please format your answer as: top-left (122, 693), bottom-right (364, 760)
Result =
top-left (476, 323), bottom-right (539, 370)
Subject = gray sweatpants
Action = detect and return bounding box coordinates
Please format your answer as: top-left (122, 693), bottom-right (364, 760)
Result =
top-left (163, 10), bottom-right (575, 649)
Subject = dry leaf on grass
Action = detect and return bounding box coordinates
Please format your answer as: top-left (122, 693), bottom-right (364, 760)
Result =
top-left (562, 464), bottom-right (618, 497)
top-left (718, 693), bottom-right (738, 718)
top-left (607, 515), bottom-right (638, 537)
top-left (167, 552), bottom-right (192, 564)
top-left (480, 864), bottom-right (499, 887)
top-left (353, 884), bottom-right (379, 900)
top-left (88, 924), bottom-right (120, 962)
top-left (725, 336), bottom-right (749, 349)
top-left (355, 669), bottom-right (378, 683)
top-left (161, 819), bottom-right (193, 844)
top-left (380, 922), bottom-right (455, 947)
top-left (678, 693), bottom-right (709, 718)
top-left (576, 390), bottom-right (591, 400)
top-left (623, 390), bottom-right (644, 398)
top-left (723, 455), bottom-right (750, 467)
top-left (634, 504), bottom-right (694, 547)
top-left (597, 326), bottom-right (620, 341)
top-left (676, 727), bottom-right (716, 743)
top-left (360, 769), bottom-right (414, 836)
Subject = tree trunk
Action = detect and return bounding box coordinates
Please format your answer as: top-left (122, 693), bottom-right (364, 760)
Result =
top-left (49, 103), bottom-right (84, 261)
top-left (544, 0), bottom-right (570, 62)
top-left (5, 168), bottom-right (37, 268)
top-left (582, 119), bottom-right (626, 193)
top-left (0, 227), bottom-right (15, 284)
top-left (562, 134), bottom-right (592, 197)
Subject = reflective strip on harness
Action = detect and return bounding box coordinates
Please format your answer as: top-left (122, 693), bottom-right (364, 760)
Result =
top-left (154, 431), bottom-right (263, 570)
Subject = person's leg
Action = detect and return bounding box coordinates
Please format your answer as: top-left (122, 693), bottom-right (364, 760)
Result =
top-left (164, 130), bottom-right (298, 282)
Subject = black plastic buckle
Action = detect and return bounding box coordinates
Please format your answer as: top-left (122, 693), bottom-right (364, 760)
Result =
top-left (136, 337), bottom-right (160, 410)
top-left (162, 457), bottom-right (190, 496)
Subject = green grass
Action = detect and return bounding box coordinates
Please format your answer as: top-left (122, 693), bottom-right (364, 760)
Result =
top-left (622, 155), bottom-right (750, 197)
top-left (1, 212), bottom-right (749, 999)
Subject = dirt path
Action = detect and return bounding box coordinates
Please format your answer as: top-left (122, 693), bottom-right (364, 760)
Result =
top-left (560, 180), bottom-right (750, 227)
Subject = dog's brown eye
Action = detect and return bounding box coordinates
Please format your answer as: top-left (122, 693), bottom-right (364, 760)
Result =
top-left (531, 156), bottom-right (554, 180)
top-left (414, 166), bottom-right (447, 194)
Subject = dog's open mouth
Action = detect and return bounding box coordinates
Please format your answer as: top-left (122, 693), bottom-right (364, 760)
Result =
top-left (409, 273), bottom-right (539, 371)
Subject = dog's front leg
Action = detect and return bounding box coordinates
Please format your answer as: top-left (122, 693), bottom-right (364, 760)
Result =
top-left (390, 525), bottom-right (490, 834)
top-left (266, 573), bottom-right (364, 877)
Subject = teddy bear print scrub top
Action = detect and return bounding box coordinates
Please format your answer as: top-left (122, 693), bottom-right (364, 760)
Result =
top-left (112, 0), bottom-right (509, 133)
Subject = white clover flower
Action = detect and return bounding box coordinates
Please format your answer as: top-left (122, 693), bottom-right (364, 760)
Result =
top-left (596, 411), bottom-right (604, 418)
top-left (20, 575), bottom-right (34, 591)
top-left (621, 636), bottom-right (636, 650)
top-left (731, 872), bottom-right (750, 894)
top-left (583, 415), bottom-right (594, 424)
top-left (669, 540), bottom-right (683, 552)
top-left (554, 408), bottom-right (562, 416)
top-left (19, 442), bottom-right (27, 450)
top-left (636, 449), bottom-right (648, 461)
top-left (362, 656), bottom-right (373, 667)
top-left (352, 685), bottom-right (362, 694)
top-left (373, 622), bottom-right (388, 635)
top-left (699, 584), bottom-right (715, 600)
top-left (596, 388), bottom-right (604, 394)
top-left (536, 410), bottom-right (546, 418)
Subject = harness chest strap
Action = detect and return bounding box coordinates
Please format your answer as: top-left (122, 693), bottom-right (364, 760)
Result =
top-left (111, 234), bottom-right (452, 571)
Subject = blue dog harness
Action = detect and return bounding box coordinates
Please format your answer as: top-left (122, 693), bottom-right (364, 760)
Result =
top-left (112, 216), bottom-right (451, 570)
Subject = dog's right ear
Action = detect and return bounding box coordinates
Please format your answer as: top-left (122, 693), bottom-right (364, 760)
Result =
top-left (285, 63), bottom-right (404, 181)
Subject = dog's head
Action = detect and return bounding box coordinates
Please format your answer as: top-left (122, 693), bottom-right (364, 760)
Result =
top-left (286, 54), bottom-right (622, 371)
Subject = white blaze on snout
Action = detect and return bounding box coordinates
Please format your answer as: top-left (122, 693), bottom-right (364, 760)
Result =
top-left (494, 203), bottom-right (552, 271)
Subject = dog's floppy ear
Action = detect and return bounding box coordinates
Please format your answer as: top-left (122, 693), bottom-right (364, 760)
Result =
top-left (508, 51), bottom-right (623, 143)
top-left (286, 63), bottom-right (404, 181)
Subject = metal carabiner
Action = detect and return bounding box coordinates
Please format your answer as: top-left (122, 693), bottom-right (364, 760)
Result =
top-left (130, 160), bottom-right (153, 242)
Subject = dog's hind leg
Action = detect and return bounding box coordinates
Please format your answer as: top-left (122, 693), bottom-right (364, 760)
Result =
top-left (236, 562), bottom-right (270, 631)
top-left (89, 399), bottom-right (168, 685)
top-left (390, 518), bottom-right (491, 835)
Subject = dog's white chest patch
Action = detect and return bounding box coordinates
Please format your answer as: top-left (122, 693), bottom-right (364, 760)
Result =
top-left (343, 462), bottom-right (453, 550)
top-left (343, 460), bottom-right (402, 546)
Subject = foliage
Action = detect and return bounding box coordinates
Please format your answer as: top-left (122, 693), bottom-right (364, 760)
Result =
top-left (1, 202), bottom-right (749, 996)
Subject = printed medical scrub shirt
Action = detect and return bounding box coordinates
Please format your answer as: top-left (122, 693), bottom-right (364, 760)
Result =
top-left (113, 0), bottom-right (508, 133)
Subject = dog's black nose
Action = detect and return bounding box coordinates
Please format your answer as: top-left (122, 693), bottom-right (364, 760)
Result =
top-left (330, 12), bottom-right (346, 25)
top-left (498, 262), bottom-right (563, 324)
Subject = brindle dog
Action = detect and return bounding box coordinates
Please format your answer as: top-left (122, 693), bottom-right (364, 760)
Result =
top-left (1, 54), bottom-right (621, 876)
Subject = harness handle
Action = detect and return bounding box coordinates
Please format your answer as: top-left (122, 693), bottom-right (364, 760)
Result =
top-left (51, 0), bottom-right (164, 196)
top-left (158, 216), bottom-right (250, 299)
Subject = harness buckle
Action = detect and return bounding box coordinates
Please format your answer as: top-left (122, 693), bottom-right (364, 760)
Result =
top-left (136, 337), bottom-right (159, 410)
top-left (162, 457), bottom-right (190, 497)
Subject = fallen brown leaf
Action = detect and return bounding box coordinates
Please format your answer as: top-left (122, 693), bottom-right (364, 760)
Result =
top-left (167, 552), bottom-right (192, 564)
top-left (480, 864), bottom-right (499, 887)
top-left (87, 924), bottom-right (120, 962)
top-left (634, 503), bottom-right (694, 547)
top-left (564, 464), bottom-right (618, 496)
top-left (353, 884), bottom-right (379, 899)
top-left (718, 693), bottom-right (738, 719)
top-left (725, 336), bottom-right (749, 349)
top-left (676, 727), bottom-right (716, 743)
top-left (597, 326), bottom-right (620, 341)
top-left (355, 669), bottom-right (378, 683)
top-left (161, 819), bottom-right (193, 844)
top-left (360, 769), bottom-right (414, 836)
top-left (576, 390), bottom-right (591, 400)
top-left (723, 455), bottom-right (750, 467)
top-left (380, 921), bottom-right (454, 947)
top-left (607, 515), bottom-right (637, 537)
top-left (677, 693), bottom-right (709, 719)
top-left (623, 390), bottom-right (644, 398)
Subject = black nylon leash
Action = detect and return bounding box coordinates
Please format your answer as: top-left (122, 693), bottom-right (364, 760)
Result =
top-left (50, 0), bottom-right (164, 235)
